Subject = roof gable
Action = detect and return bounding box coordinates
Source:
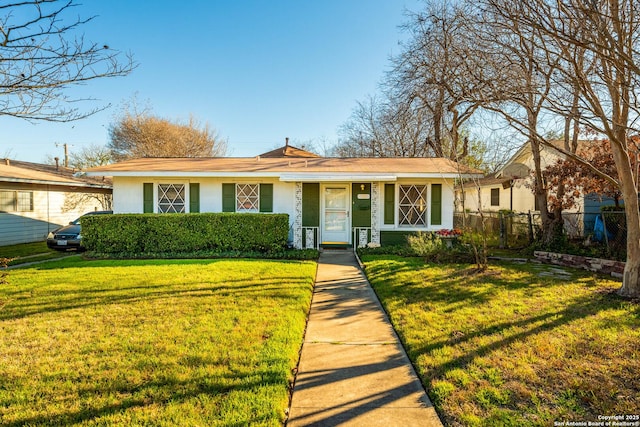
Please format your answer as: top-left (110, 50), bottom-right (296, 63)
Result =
top-left (258, 144), bottom-right (320, 158)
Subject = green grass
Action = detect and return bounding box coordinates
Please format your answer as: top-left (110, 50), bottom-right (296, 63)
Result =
top-left (1, 241), bottom-right (70, 266)
top-left (361, 255), bottom-right (640, 426)
top-left (0, 257), bottom-right (316, 426)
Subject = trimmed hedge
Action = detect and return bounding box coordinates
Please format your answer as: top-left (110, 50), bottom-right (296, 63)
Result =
top-left (81, 213), bottom-right (290, 254)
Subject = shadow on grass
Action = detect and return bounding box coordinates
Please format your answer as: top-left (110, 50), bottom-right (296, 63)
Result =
top-left (14, 256), bottom-right (308, 270)
top-left (2, 361), bottom-right (288, 426)
top-left (412, 291), bottom-right (624, 380)
top-left (365, 256), bottom-right (586, 311)
top-left (364, 256), bottom-right (640, 390)
top-left (0, 276), bottom-right (313, 322)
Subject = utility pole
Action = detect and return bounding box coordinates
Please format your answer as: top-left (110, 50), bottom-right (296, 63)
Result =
top-left (55, 143), bottom-right (72, 167)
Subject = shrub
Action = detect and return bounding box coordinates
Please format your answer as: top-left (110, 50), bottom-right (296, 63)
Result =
top-left (82, 213), bottom-right (290, 255)
top-left (407, 231), bottom-right (445, 257)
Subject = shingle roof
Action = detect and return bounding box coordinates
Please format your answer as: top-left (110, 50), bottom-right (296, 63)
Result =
top-left (85, 156), bottom-right (483, 177)
top-left (0, 159), bottom-right (112, 188)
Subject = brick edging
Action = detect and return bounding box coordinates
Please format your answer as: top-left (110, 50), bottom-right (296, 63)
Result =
top-left (533, 251), bottom-right (625, 279)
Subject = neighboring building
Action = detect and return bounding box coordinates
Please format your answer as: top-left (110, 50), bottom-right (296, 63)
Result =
top-left (458, 140), bottom-right (582, 213)
top-left (85, 155), bottom-right (481, 249)
top-left (457, 140), bottom-right (625, 238)
top-left (0, 159), bottom-right (112, 246)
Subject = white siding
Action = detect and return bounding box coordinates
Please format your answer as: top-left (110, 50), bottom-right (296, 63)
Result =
top-left (112, 177), bottom-right (453, 233)
top-left (0, 187), bottom-right (110, 246)
top-left (113, 176), bottom-right (296, 223)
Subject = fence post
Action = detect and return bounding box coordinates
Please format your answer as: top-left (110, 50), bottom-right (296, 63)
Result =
top-left (499, 211), bottom-right (505, 249)
top-left (528, 211), bottom-right (534, 244)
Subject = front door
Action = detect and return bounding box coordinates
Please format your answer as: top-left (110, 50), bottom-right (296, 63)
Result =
top-left (322, 185), bottom-right (350, 244)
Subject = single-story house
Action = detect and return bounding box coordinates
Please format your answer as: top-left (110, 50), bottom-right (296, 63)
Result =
top-left (85, 147), bottom-right (481, 249)
top-left (0, 159), bottom-right (113, 246)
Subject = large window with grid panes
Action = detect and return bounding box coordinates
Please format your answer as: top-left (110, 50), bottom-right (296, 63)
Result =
top-left (0, 190), bottom-right (34, 212)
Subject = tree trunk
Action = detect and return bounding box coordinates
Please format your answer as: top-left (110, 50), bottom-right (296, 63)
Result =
top-left (610, 138), bottom-right (640, 298)
top-left (528, 116), bottom-right (562, 246)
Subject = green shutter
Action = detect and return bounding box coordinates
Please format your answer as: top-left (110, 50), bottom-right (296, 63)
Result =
top-left (259, 184), bottom-right (273, 212)
top-left (302, 183), bottom-right (320, 226)
top-left (431, 184), bottom-right (442, 225)
top-left (143, 183), bottom-right (154, 213)
top-left (384, 184), bottom-right (395, 225)
top-left (189, 183), bottom-right (200, 213)
top-left (222, 183), bottom-right (236, 212)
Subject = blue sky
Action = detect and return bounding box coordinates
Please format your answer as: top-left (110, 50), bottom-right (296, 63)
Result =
top-left (2, 0), bottom-right (422, 163)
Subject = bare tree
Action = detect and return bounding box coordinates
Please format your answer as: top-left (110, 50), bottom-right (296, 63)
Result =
top-left (62, 191), bottom-right (112, 212)
top-left (470, 0), bottom-right (568, 246)
top-left (482, 0), bottom-right (640, 297)
top-left (390, 0), bottom-right (481, 161)
top-left (335, 95), bottom-right (432, 157)
top-left (0, 0), bottom-right (135, 122)
top-left (67, 144), bottom-right (113, 170)
top-left (108, 110), bottom-right (228, 160)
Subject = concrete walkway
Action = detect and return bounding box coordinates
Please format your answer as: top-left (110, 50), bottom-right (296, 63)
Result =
top-left (287, 251), bottom-right (442, 427)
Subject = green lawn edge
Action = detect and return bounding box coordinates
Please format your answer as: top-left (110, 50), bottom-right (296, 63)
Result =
top-left (1, 257), bottom-right (317, 426)
top-left (360, 255), bottom-right (640, 426)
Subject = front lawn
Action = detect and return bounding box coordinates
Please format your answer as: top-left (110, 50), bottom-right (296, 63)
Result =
top-left (0, 257), bottom-right (316, 426)
top-left (1, 241), bottom-right (69, 266)
top-left (361, 255), bottom-right (640, 426)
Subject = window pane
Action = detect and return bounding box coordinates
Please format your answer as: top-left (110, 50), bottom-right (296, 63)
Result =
top-left (16, 192), bottom-right (33, 211)
top-left (399, 185), bottom-right (426, 226)
top-left (491, 188), bottom-right (500, 206)
top-left (325, 187), bottom-right (347, 209)
top-left (325, 211), bottom-right (347, 232)
top-left (0, 191), bottom-right (15, 212)
top-left (157, 184), bottom-right (185, 213)
top-left (236, 184), bottom-right (259, 212)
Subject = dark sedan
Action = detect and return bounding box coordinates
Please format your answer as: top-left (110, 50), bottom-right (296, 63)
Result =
top-left (46, 210), bottom-right (112, 251)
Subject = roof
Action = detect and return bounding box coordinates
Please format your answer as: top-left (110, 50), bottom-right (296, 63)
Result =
top-left (0, 159), bottom-right (112, 189)
top-left (258, 144), bottom-right (320, 158)
top-left (85, 157), bottom-right (483, 181)
top-left (461, 176), bottom-right (516, 189)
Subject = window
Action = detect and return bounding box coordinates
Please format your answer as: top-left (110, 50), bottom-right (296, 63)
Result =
top-left (0, 190), bottom-right (34, 212)
top-left (157, 184), bottom-right (186, 213)
top-left (17, 192), bottom-right (33, 211)
top-left (0, 191), bottom-right (14, 212)
top-left (236, 183), bottom-right (259, 212)
top-left (491, 188), bottom-right (500, 207)
top-left (399, 185), bottom-right (427, 226)
top-left (222, 183), bottom-right (273, 213)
